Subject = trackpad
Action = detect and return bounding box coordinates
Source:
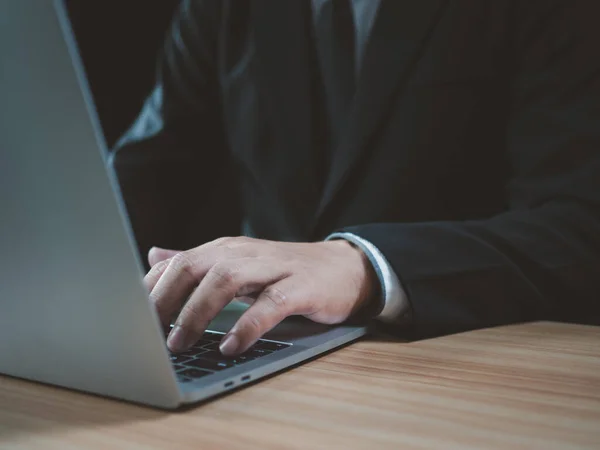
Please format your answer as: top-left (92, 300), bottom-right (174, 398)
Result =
top-left (208, 301), bottom-right (334, 341)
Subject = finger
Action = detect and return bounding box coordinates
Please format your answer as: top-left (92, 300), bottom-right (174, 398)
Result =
top-left (149, 252), bottom-right (211, 327)
top-left (167, 258), bottom-right (288, 352)
top-left (146, 238), bottom-right (258, 327)
top-left (219, 279), bottom-right (298, 356)
top-left (148, 247), bottom-right (180, 267)
top-left (234, 296), bottom-right (258, 306)
top-left (144, 241), bottom-right (226, 294)
top-left (143, 258), bottom-right (171, 294)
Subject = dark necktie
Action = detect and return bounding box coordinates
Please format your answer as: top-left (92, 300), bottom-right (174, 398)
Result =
top-left (315, 0), bottom-right (357, 148)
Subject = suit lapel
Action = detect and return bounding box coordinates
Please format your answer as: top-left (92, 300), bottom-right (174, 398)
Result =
top-left (315, 0), bottom-right (447, 224)
top-left (252, 0), bottom-right (321, 236)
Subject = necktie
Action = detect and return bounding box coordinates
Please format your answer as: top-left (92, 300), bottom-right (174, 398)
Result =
top-left (315, 0), bottom-right (357, 147)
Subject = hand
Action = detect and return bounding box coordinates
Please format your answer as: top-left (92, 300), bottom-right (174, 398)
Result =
top-left (145, 237), bottom-right (376, 355)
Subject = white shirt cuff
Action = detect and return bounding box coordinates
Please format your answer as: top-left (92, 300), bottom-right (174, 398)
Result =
top-left (326, 232), bottom-right (409, 323)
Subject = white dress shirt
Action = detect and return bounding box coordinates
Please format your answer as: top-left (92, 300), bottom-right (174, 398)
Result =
top-left (327, 232), bottom-right (408, 322)
top-left (312, 0), bottom-right (409, 322)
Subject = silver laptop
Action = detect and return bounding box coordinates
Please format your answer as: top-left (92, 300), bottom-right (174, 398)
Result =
top-left (0, 0), bottom-right (367, 409)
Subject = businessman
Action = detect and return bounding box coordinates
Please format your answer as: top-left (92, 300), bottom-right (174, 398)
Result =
top-left (111, 0), bottom-right (600, 356)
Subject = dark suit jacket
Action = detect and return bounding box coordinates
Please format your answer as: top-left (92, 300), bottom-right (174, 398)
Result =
top-left (112, 0), bottom-right (600, 339)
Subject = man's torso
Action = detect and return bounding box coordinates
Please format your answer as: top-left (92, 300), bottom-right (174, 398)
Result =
top-left (213, 1), bottom-right (512, 241)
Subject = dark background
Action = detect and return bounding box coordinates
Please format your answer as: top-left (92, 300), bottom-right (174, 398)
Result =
top-left (66, 0), bottom-right (181, 147)
top-left (64, 1), bottom-right (241, 256)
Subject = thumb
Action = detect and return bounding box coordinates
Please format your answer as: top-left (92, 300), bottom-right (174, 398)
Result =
top-left (148, 246), bottom-right (180, 267)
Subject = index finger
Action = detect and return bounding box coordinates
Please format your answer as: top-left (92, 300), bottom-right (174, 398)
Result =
top-left (148, 247), bottom-right (179, 267)
top-left (167, 258), bottom-right (286, 352)
top-left (220, 279), bottom-right (298, 356)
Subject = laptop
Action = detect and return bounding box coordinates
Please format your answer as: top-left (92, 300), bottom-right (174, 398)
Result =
top-left (0, 0), bottom-right (367, 409)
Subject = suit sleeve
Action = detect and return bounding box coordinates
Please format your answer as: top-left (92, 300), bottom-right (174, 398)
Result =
top-left (345, 0), bottom-right (600, 338)
top-left (109, 0), bottom-right (240, 264)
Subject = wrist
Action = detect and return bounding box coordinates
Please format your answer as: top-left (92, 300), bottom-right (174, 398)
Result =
top-left (327, 239), bottom-right (378, 315)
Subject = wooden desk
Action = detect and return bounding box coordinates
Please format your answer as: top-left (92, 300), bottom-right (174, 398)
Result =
top-left (1, 322), bottom-right (599, 449)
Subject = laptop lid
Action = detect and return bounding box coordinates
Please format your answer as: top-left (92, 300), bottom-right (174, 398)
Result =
top-left (0, 1), bottom-right (368, 409)
top-left (0, 0), bottom-right (182, 408)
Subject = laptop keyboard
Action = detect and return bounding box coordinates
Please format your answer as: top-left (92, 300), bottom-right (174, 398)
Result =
top-left (166, 330), bottom-right (291, 383)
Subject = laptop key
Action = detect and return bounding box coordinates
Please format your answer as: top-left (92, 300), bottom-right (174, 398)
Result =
top-left (192, 340), bottom-right (214, 348)
top-left (180, 368), bottom-right (212, 379)
top-left (231, 355), bottom-right (255, 364)
top-left (197, 350), bottom-right (233, 361)
top-left (170, 354), bottom-right (193, 364)
top-left (202, 342), bottom-right (221, 351)
top-left (245, 348), bottom-right (273, 358)
top-left (254, 340), bottom-right (289, 351)
top-left (187, 357), bottom-right (234, 371)
top-left (179, 348), bottom-right (209, 358)
top-left (194, 350), bottom-right (254, 365)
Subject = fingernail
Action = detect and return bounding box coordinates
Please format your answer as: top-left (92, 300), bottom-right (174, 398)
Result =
top-left (168, 326), bottom-right (188, 352)
top-left (220, 334), bottom-right (240, 356)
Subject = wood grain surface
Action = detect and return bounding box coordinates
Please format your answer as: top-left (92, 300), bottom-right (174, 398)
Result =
top-left (1, 322), bottom-right (599, 449)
